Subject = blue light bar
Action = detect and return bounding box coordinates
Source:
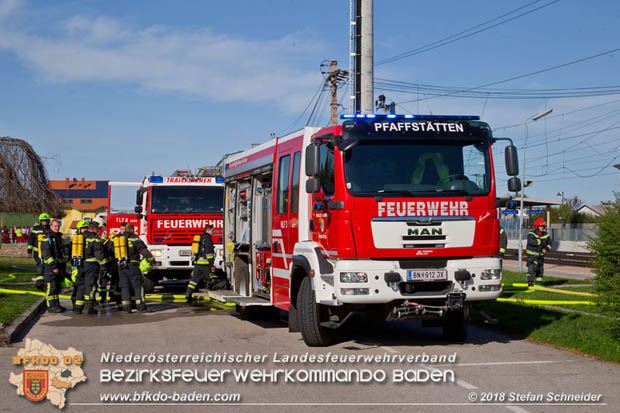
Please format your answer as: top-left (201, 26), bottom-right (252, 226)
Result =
top-left (340, 114), bottom-right (480, 120)
top-left (215, 176), bottom-right (224, 183)
top-left (149, 175), bottom-right (163, 183)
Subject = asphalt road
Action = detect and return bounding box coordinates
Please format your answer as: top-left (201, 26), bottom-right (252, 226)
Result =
top-left (1, 294), bottom-right (618, 413)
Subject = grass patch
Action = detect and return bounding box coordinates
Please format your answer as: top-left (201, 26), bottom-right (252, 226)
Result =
top-left (474, 301), bottom-right (620, 363)
top-left (0, 256), bottom-right (41, 326)
top-left (502, 269), bottom-right (591, 286)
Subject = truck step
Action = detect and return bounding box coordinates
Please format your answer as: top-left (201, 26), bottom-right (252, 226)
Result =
top-left (208, 290), bottom-right (271, 306)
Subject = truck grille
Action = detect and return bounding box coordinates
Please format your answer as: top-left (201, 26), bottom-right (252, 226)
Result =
top-left (400, 281), bottom-right (452, 295)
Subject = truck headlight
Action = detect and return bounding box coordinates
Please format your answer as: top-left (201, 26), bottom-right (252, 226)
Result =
top-left (151, 249), bottom-right (163, 258)
top-left (340, 272), bottom-right (368, 283)
top-left (480, 269), bottom-right (501, 280)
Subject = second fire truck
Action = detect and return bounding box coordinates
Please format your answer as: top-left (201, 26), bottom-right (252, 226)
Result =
top-left (134, 168), bottom-right (225, 292)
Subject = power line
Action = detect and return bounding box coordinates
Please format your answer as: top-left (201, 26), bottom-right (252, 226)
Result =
top-left (377, 0), bottom-right (559, 66)
top-left (395, 46), bottom-right (620, 105)
top-left (492, 97), bottom-right (620, 131)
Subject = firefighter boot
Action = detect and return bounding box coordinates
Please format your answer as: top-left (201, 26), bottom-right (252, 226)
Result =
top-left (526, 275), bottom-right (534, 288)
top-left (136, 303), bottom-right (150, 313)
top-left (535, 276), bottom-right (544, 286)
top-left (48, 300), bottom-right (63, 313)
top-left (122, 304), bottom-right (132, 314)
top-left (84, 300), bottom-right (98, 315)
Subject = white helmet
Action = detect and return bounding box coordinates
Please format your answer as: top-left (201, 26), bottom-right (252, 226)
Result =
top-left (93, 217), bottom-right (106, 227)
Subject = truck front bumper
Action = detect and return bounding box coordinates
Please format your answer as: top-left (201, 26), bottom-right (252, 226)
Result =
top-left (324, 257), bottom-right (501, 305)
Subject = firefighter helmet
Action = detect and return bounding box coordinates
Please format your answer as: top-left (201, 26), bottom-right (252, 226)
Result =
top-left (534, 218), bottom-right (546, 228)
top-left (38, 212), bottom-right (51, 222)
top-left (93, 216), bottom-right (106, 227)
top-left (77, 220), bottom-right (89, 230)
top-left (139, 259), bottom-right (153, 273)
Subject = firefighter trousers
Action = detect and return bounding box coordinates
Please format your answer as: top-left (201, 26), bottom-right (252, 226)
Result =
top-left (185, 264), bottom-right (214, 299)
top-left (120, 263), bottom-right (145, 309)
top-left (76, 262), bottom-right (99, 313)
top-left (33, 253), bottom-right (44, 290)
top-left (527, 259), bottom-right (544, 284)
top-left (43, 265), bottom-right (61, 309)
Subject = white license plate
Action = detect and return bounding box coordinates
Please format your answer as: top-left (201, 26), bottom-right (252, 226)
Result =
top-left (179, 250), bottom-right (192, 257)
top-left (407, 270), bottom-right (448, 281)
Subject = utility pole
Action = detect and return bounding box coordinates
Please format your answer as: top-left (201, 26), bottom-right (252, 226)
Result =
top-left (321, 61), bottom-right (349, 126)
top-left (353, 0), bottom-right (361, 113)
top-left (360, 0), bottom-right (374, 114)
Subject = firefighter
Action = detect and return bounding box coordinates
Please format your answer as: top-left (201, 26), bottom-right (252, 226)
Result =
top-left (499, 226), bottom-right (507, 258)
top-left (410, 152), bottom-right (450, 185)
top-left (71, 220), bottom-right (89, 310)
top-left (119, 224), bottom-right (154, 313)
top-left (185, 224), bottom-right (216, 304)
top-left (108, 223), bottom-right (128, 308)
top-left (39, 219), bottom-right (65, 313)
top-left (49, 219), bottom-right (69, 306)
top-left (526, 218), bottom-right (553, 286)
top-left (27, 213), bottom-right (51, 291)
top-left (92, 216), bottom-right (110, 303)
top-left (76, 222), bottom-right (105, 315)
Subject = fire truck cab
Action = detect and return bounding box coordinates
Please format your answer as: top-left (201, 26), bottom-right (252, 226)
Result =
top-left (216, 115), bottom-right (520, 346)
top-left (135, 168), bottom-right (225, 292)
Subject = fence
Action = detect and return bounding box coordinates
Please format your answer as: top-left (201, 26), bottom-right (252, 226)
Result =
top-left (500, 218), bottom-right (597, 242)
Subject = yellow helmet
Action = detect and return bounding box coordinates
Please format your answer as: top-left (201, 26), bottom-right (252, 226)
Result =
top-left (77, 220), bottom-right (89, 230)
top-left (39, 212), bottom-right (51, 222)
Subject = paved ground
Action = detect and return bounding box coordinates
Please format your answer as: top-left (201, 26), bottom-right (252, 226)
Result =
top-left (503, 260), bottom-right (594, 280)
top-left (1, 290), bottom-right (618, 413)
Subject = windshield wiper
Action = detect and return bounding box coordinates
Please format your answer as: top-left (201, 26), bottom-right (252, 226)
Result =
top-left (378, 189), bottom-right (414, 196)
top-left (434, 189), bottom-right (469, 194)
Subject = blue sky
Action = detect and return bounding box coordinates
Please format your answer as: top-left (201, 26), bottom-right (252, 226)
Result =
top-left (1, 0), bottom-right (619, 208)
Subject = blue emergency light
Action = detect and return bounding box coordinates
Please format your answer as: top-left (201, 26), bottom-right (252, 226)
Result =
top-left (340, 114), bottom-right (480, 121)
top-left (149, 175), bottom-right (164, 183)
top-left (216, 176), bottom-right (224, 183)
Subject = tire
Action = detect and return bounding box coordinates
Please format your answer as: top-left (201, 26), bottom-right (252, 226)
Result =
top-left (297, 276), bottom-right (334, 347)
top-left (143, 275), bottom-right (157, 294)
top-left (443, 307), bottom-right (468, 342)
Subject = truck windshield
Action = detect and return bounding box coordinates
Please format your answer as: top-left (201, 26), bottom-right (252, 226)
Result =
top-left (150, 186), bottom-right (224, 213)
top-left (343, 138), bottom-right (491, 197)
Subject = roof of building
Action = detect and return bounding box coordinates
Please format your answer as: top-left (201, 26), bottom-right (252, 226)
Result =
top-left (576, 204), bottom-right (608, 216)
top-left (50, 179), bottom-right (108, 199)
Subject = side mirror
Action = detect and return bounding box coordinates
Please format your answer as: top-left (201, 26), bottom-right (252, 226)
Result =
top-left (305, 144), bottom-right (320, 177)
top-left (136, 189), bottom-right (143, 206)
top-left (338, 137), bottom-right (359, 152)
top-left (135, 206), bottom-right (143, 214)
top-left (505, 145), bottom-right (519, 176)
top-left (508, 177), bottom-right (522, 193)
top-left (306, 178), bottom-right (321, 194)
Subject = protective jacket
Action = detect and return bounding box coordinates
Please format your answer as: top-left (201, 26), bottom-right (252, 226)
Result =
top-left (526, 229), bottom-right (552, 264)
top-left (195, 232), bottom-right (214, 265)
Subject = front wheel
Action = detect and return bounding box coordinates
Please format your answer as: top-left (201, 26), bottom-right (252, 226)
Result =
top-left (443, 306), bottom-right (468, 342)
top-left (297, 276), bottom-right (334, 347)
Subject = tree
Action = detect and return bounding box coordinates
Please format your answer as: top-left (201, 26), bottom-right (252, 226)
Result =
top-left (0, 137), bottom-right (63, 217)
top-left (587, 195), bottom-right (620, 336)
top-left (566, 195), bottom-right (584, 211)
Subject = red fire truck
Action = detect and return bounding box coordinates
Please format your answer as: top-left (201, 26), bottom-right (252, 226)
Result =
top-left (133, 168), bottom-right (225, 292)
top-left (215, 114), bottom-right (520, 346)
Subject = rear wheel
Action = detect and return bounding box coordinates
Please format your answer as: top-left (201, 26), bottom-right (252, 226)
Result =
top-left (297, 276), bottom-right (334, 347)
top-left (443, 307), bottom-right (468, 342)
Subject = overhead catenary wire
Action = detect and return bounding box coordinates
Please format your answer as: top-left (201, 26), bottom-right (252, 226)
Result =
top-left (377, 0), bottom-right (560, 66)
top-left (394, 46), bottom-right (620, 106)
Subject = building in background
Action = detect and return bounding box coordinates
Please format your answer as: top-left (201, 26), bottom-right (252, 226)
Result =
top-left (49, 178), bottom-right (109, 210)
top-left (49, 178), bottom-right (109, 233)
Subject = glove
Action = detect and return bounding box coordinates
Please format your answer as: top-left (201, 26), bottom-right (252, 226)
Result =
top-left (35, 278), bottom-right (45, 291)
